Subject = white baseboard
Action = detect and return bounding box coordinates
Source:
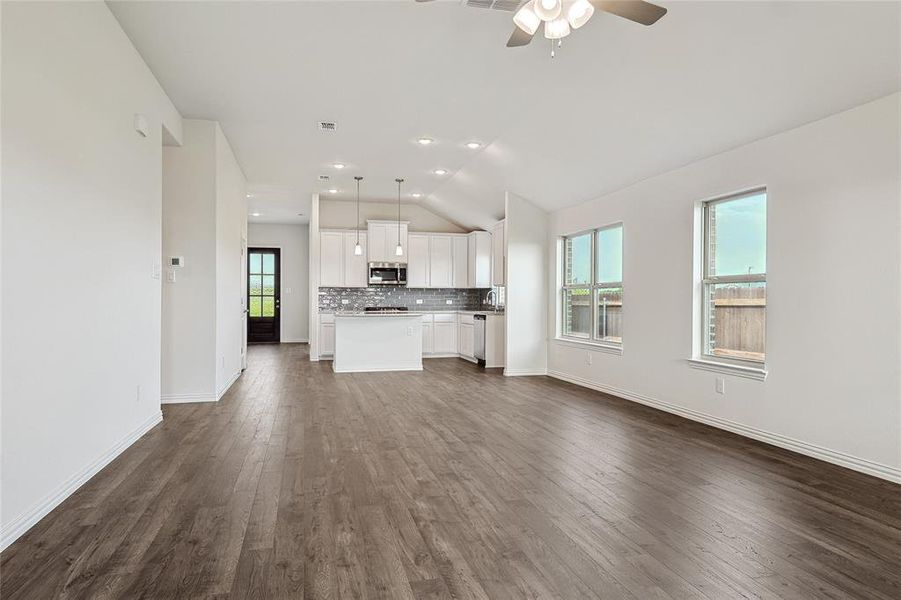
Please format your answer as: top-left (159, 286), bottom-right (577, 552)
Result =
top-left (161, 393), bottom-right (217, 404)
top-left (281, 338), bottom-right (309, 344)
top-left (547, 370), bottom-right (901, 485)
top-left (504, 368), bottom-right (548, 376)
top-left (217, 370), bottom-right (241, 400)
top-left (0, 409), bottom-right (164, 552)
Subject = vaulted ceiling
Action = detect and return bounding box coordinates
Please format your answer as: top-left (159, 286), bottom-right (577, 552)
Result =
top-left (109, 0), bottom-right (900, 229)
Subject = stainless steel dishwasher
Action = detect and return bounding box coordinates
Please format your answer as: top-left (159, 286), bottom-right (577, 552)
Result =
top-left (473, 314), bottom-right (486, 367)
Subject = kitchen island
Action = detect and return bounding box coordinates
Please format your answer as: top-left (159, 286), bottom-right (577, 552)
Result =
top-left (333, 311), bottom-right (423, 373)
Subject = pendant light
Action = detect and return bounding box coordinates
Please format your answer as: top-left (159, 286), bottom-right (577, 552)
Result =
top-left (353, 176), bottom-right (363, 256)
top-left (394, 178), bottom-right (404, 257)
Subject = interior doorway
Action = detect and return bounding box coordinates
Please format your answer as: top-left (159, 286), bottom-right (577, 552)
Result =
top-left (247, 247), bottom-right (280, 343)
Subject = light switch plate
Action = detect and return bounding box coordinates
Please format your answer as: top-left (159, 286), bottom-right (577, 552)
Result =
top-left (445, 299), bottom-right (453, 305)
top-left (716, 378), bottom-right (725, 394)
top-left (416, 299), bottom-right (423, 304)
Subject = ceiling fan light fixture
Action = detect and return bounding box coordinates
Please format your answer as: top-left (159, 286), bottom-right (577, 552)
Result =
top-left (544, 16), bottom-right (571, 39)
top-left (566, 0), bottom-right (594, 29)
top-left (534, 0), bottom-right (562, 22)
top-left (513, 1), bottom-right (541, 35)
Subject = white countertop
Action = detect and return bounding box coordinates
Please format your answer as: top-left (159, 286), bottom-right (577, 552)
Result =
top-left (323, 309), bottom-right (504, 316)
top-left (334, 311), bottom-right (424, 317)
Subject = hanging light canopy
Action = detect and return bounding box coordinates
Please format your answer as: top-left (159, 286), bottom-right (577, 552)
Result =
top-left (353, 176), bottom-right (363, 256)
top-left (394, 178), bottom-right (404, 257)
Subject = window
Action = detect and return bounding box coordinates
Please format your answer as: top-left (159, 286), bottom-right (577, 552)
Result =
top-left (562, 224), bottom-right (623, 345)
top-left (701, 190), bottom-right (766, 364)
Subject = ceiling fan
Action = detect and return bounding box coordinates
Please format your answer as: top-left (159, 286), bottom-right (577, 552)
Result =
top-left (416, 0), bottom-right (666, 49)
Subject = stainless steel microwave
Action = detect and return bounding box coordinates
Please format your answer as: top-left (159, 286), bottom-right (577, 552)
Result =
top-left (368, 263), bottom-right (407, 286)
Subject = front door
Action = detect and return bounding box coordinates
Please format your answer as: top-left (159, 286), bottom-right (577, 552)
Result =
top-left (247, 248), bottom-right (280, 343)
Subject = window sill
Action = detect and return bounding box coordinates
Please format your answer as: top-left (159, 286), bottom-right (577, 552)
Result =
top-left (687, 358), bottom-right (767, 381)
top-left (554, 338), bottom-right (623, 356)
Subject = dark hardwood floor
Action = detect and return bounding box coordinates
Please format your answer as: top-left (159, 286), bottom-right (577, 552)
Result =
top-left (2, 344), bottom-right (900, 599)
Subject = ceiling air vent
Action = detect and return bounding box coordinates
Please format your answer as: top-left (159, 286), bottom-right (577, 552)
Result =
top-left (318, 121), bottom-right (337, 132)
top-left (462, 0), bottom-right (522, 12)
top-left (318, 175), bottom-right (330, 182)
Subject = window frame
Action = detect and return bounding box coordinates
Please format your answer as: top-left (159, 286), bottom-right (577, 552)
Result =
top-left (560, 222), bottom-right (623, 348)
top-left (699, 188), bottom-right (767, 367)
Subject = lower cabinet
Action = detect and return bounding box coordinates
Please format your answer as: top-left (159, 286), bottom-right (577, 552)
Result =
top-left (422, 315), bottom-right (433, 354)
top-left (458, 313), bottom-right (475, 359)
top-left (433, 316), bottom-right (457, 354)
top-left (319, 313), bottom-right (335, 358)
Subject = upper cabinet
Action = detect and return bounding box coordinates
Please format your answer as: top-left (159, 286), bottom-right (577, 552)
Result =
top-left (367, 220), bottom-right (409, 263)
top-left (343, 231), bottom-right (368, 288)
top-left (429, 235), bottom-right (454, 288)
top-left (453, 235), bottom-right (468, 288)
top-left (407, 234), bottom-right (430, 288)
top-left (467, 231), bottom-right (492, 288)
top-left (408, 233), bottom-right (465, 289)
top-left (320, 231), bottom-right (345, 287)
top-left (320, 229), bottom-right (367, 288)
top-left (491, 219), bottom-right (506, 286)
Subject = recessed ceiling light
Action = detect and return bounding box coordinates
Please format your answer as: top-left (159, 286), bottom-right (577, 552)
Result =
top-left (465, 141), bottom-right (482, 149)
top-left (246, 193), bottom-right (254, 198)
top-left (333, 163), bottom-right (346, 169)
top-left (250, 212), bottom-right (261, 217)
top-left (328, 188), bottom-right (338, 194)
top-left (411, 192), bottom-right (422, 198)
top-left (417, 137), bottom-right (434, 145)
top-left (433, 169), bottom-right (448, 176)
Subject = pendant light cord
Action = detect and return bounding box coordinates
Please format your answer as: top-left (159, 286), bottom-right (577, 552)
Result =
top-left (395, 178), bottom-right (404, 246)
top-left (354, 176), bottom-right (362, 244)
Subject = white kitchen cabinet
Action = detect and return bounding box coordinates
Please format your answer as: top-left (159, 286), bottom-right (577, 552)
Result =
top-left (467, 231), bottom-right (492, 288)
top-left (421, 314), bottom-right (433, 354)
top-left (343, 231), bottom-right (367, 288)
top-left (367, 221), bottom-right (409, 263)
top-left (433, 315), bottom-right (457, 355)
top-left (407, 234), bottom-right (430, 288)
top-left (491, 219), bottom-right (506, 286)
top-left (459, 323), bottom-right (474, 358)
top-left (319, 313), bottom-right (335, 358)
top-left (458, 313), bottom-right (475, 358)
top-left (320, 231), bottom-right (345, 287)
top-left (452, 235), bottom-right (468, 289)
top-left (429, 235), bottom-right (453, 288)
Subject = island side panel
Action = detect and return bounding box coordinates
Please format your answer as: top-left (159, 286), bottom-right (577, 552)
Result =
top-left (333, 315), bottom-right (423, 373)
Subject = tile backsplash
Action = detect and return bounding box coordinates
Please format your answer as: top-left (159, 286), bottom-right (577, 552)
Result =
top-left (319, 287), bottom-right (490, 311)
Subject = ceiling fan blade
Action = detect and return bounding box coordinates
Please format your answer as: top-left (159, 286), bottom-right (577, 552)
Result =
top-left (591, 0), bottom-right (667, 26)
top-left (506, 27), bottom-right (535, 47)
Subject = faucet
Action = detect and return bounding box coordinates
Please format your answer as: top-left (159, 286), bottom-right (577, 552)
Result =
top-left (485, 289), bottom-right (497, 310)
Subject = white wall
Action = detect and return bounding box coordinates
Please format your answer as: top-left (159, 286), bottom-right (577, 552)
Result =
top-left (319, 200), bottom-right (465, 233)
top-left (547, 94), bottom-right (901, 481)
top-left (162, 120), bottom-right (246, 403)
top-left (1, 1), bottom-right (181, 549)
top-left (162, 120), bottom-right (217, 401)
top-left (215, 126), bottom-right (247, 396)
top-left (504, 192), bottom-right (549, 376)
top-left (247, 223), bottom-right (310, 343)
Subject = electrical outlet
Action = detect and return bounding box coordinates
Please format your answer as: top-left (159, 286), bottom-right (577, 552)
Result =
top-left (407, 327), bottom-right (413, 336)
top-left (416, 299), bottom-right (423, 305)
top-left (152, 262), bottom-right (161, 280)
top-left (716, 378), bottom-right (725, 394)
top-left (586, 352), bottom-right (592, 366)
top-left (166, 270), bottom-right (176, 283)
